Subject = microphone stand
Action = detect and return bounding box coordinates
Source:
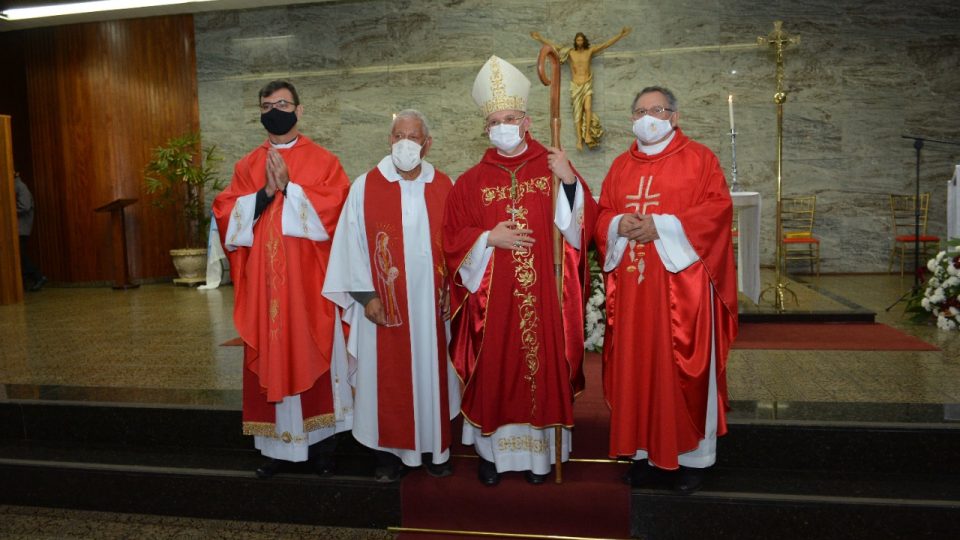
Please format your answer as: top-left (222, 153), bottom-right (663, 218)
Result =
top-left (886, 135), bottom-right (960, 311)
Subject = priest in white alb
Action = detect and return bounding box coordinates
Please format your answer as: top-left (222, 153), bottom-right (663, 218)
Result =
top-left (324, 109), bottom-right (460, 482)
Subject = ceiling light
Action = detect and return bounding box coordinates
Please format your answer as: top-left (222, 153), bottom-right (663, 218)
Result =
top-left (0, 0), bottom-right (217, 21)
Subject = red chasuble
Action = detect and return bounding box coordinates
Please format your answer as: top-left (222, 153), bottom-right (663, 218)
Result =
top-left (595, 129), bottom-right (738, 469)
top-left (443, 135), bottom-right (598, 435)
top-left (212, 136), bottom-right (349, 435)
top-left (363, 166), bottom-right (452, 450)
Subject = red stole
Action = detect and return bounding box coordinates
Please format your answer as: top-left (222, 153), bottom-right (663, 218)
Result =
top-left (363, 167), bottom-right (452, 450)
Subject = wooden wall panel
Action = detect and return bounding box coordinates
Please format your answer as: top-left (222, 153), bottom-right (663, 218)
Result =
top-left (22, 15), bottom-right (199, 282)
top-left (0, 116), bottom-right (24, 304)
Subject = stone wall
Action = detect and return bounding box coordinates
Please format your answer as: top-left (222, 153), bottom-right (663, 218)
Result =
top-left (196, 0), bottom-right (960, 272)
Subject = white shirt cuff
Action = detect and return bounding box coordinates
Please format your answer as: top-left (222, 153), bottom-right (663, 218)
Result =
top-left (282, 182), bottom-right (329, 242)
top-left (554, 181), bottom-right (584, 249)
top-left (603, 214), bottom-right (629, 272)
top-left (458, 232), bottom-right (494, 293)
top-left (224, 192), bottom-right (258, 251)
top-left (652, 213), bottom-right (700, 272)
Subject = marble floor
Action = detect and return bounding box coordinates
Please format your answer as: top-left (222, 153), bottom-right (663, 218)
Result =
top-left (1, 272), bottom-right (959, 423)
top-left (0, 504), bottom-right (392, 540)
top-left (2, 272), bottom-right (959, 539)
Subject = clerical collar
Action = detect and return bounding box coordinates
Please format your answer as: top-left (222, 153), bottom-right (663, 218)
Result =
top-left (270, 136), bottom-right (299, 149)
top-left (639, 130), bottom-right (676, 156)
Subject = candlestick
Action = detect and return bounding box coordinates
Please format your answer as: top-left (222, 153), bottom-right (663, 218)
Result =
top-left (729, 129), bottom-right (739, 192)
top-left (728, 94), bottom-right (735, 132)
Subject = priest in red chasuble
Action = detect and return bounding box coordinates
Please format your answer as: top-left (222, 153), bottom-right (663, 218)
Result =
top-left (213, 80), bottom-right (353, 478)
top-left (443, 56), bottom-right (598, 486)
top-left (324, 109), bottom-right (460, 483)
top-left (595, 86), bottom-right (738, 494)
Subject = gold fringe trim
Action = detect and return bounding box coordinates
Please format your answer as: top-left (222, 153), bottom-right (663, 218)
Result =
top-left (303, 413), bottom-right (336, 432)
top-left (242, 413), bottom-right (336, 440)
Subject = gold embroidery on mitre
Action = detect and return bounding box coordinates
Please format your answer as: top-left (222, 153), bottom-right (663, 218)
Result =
top-left (480, 59), bottom-right (526, 116)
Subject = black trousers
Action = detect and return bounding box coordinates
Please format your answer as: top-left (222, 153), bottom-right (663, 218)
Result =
top-left (19, 235), bottom-right (43, 283)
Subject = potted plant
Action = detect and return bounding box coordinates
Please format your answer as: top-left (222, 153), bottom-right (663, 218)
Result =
top-left (144, 131), bottom-right (225, 284)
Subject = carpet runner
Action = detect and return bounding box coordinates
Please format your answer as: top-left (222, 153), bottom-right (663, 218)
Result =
top-left (397, 353), bottom-right (630, 539)
top-left (732, 322), bottom-right (939, 351)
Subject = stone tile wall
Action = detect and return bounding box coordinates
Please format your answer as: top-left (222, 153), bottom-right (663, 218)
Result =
top-left (196, 0), bottom-right (960, 272)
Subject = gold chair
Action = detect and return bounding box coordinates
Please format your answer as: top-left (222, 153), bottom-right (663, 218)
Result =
top-left (888, 193), bottom-right (940, 278)
top-left (781, 195), bottom-right (820, 276)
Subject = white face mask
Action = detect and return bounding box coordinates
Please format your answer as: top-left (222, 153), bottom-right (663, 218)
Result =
top-left (391, 139), bottom-right (423, 172)
top-left (632, 115), bottom-right (674, 145)
top-left (489, 123), bottom-right (524, 153)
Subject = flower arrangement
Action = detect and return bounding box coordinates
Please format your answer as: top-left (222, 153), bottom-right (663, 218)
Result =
top-left (909, 240), bottom-right (960, 330)
top-left (584, 248), bottom-right (606, 351)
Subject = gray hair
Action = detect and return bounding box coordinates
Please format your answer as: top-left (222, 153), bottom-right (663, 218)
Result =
top-left (391, 109), bottom-right (431, 138)
top-left (631, 86), bottom-right (678, 113)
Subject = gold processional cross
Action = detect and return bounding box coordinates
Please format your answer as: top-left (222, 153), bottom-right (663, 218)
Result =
top-left (757, 20), bottom-right (800, 311)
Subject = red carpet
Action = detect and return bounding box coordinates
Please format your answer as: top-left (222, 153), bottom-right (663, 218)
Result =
top-left (398, 353), bottom-right (630, 539)
top-left (733, 322), bottom-right (939, 351)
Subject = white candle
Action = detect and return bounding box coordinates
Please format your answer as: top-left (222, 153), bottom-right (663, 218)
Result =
top-left (728, 94), bottom-right (735, 132)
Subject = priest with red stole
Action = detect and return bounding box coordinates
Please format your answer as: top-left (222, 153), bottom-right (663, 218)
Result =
top-left (443, 56), bottom-right (598, 486)
top-left (595, 86), bottom-right (738, 494)
top-left (213, 80), bottom-right (353, 479)
top-left (323, 109), bottom-right (460, 483)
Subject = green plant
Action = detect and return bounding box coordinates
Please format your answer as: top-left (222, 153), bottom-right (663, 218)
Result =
top-left (144, 132), bottom-right (224, 248)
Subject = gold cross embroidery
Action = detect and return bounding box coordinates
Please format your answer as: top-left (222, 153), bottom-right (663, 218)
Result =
top-left (625, 175), bottom-right (660, 215)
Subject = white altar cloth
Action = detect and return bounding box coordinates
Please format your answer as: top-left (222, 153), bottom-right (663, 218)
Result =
top-left (732, 191), bottom-right (761, 304)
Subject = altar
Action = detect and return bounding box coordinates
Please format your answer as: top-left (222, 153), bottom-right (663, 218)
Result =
top-left (733, 191), bottom-right (762, 304)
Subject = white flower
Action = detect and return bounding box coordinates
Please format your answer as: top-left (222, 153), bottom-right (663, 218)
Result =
top-left (937, 315), bottom-right (957, 331)
top-left (930, 289), bottom-right (946, 304)
top-left (918, 245), bottom-right (960, 331)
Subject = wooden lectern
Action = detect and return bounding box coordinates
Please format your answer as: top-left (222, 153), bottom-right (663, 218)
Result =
top-left (94, 198), bottom-right (139, 289)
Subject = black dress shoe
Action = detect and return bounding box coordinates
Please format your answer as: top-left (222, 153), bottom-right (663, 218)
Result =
top-left (624, 459), bottom-right (659, 487)
top-left (425, 460), bottom-right (453, 478)
top-left (255, 458), bottom-right (286, 479)
top-left (375, 462), bottom-right (404, 483)
top-left (674, 466), bottom-right (705, 494)
top-left (312, 454), bottom-right (336, 477)
top-left (477, 458), bottom-right (500, 486)
top-left (310, 436), bottom-right (338, 477)
top-left (524, 470), bottom-right (548, 485)
top-left (28, 276), bottom-right (47, 292)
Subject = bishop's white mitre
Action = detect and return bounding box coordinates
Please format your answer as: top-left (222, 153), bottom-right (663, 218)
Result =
top-left (471, 55), bottom-right (530, 117)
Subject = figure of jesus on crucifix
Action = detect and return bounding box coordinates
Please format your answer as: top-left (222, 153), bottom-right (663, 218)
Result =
top-left (531, 27), bottom-right (631, 150)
